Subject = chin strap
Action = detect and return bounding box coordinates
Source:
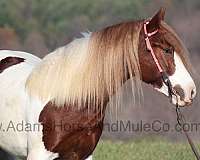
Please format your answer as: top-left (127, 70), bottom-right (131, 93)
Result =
top-left (144, 20), bottom-right (200, 160)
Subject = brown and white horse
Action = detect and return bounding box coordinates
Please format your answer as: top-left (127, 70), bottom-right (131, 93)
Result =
top-left (0, 8), bottom-right (196, 160)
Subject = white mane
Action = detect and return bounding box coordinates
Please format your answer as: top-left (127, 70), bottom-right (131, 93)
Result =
top-left (26, 22), bottom-right (143, 109)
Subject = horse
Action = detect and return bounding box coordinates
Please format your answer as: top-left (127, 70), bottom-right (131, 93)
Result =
top-left (0, 8), bottom-right (196, 160)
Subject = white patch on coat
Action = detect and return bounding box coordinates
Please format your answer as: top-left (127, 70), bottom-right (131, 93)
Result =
top-left (0, 50), bottom-right (41, 157)
top-left (86, 155), bottom-right (93, 160)
top-left (156, 52), bottom-right (196, 106)
top-left (0, 49), bottom-right (95, 159)
top-left (0, 50), bottom-right (41, 65)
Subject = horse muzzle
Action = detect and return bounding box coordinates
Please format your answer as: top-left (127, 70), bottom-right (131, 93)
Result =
top-left (171, 83), bottom-right (196, 107)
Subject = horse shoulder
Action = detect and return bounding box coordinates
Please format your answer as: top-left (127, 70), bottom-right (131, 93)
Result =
top-left (39, 101), bottom-right (104, 160)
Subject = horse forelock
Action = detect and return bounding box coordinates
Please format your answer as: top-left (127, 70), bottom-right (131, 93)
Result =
top-left (26, 21), bottom-right (143, 110)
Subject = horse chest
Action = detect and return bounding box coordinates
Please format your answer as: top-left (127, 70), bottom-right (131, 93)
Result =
top-left (39, 102), bottom-right (105, 160)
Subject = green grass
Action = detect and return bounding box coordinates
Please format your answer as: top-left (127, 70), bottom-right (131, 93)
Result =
top-left (93, 138), bottom-right (200, 160)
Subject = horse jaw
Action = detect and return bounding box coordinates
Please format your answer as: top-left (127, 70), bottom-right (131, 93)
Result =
top-left (155, 52), bottom-right (196, 107)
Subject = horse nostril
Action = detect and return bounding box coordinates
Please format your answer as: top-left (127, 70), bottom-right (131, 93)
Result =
top-left (173, 85), bottom-right (185, 101)
top-left (191, 88), bottom-right (196, 99)
top-left (191, 90), bottom-right (194, 98)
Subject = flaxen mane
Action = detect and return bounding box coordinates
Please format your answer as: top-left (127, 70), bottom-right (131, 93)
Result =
top-left (26, 21), bottom-right (143, 110)
top-left (26, 20), bottom-right (193, 110)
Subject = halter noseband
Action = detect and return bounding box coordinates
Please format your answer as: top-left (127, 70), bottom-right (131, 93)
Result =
top-left (143, 21), bottom-right (174, 100)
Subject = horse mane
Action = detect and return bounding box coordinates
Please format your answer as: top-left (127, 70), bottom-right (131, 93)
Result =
top-left (26, 21), bottom-right (143, 109)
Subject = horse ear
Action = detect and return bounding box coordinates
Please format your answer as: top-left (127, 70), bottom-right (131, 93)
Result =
top-left (147, 7), bottom-right (166, 33)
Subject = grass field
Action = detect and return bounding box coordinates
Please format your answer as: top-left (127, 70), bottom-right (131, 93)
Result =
top-left (93, 138), bottom-right (200, 160)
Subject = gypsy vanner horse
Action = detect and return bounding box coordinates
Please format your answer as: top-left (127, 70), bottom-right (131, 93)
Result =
top-left (0, 8), bottom-right (196, 160)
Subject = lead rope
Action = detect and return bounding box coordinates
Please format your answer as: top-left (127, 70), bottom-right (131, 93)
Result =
top-left (163, 73), bottom-right (200, 160)
top-left (143, 20), bottom-right (200, 160)
top-left (165, 76), bottom-right (200, 160)
top-left (163, 66), bottom-right (200, 160)
top-left (175, 99), bottom-right (200, 160)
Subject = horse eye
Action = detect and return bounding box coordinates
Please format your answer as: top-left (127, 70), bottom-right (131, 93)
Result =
top-left (163, 48), bottom-right (171, 54)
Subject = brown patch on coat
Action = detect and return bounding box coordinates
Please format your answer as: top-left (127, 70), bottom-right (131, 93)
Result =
top-left (39, 100), bottom-right (107, 160)
top-left (138, 25), bottom-right (176, 88)
top-left (0, 57), bottom-right (25, 73)
top-left (160, 21), bottom-right (192, 71)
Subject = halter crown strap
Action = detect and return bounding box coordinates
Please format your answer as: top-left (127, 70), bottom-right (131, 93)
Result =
top-left (143, 21), bottom-right (163, 73)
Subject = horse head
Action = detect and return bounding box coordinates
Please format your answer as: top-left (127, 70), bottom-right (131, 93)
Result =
top-left (138, 8), bottom-right (196, 106)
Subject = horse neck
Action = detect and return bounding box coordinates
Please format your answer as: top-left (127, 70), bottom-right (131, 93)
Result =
top-left (79, 23), bottom-right (143, 112)
top-left (26, 22), bottom-right (142, 114)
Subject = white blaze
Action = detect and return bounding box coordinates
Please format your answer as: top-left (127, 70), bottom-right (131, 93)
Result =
top-left (156, 52), bottom-right (196, 106)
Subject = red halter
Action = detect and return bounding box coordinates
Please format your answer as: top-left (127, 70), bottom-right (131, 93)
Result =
top-left (143, 20), bottom-right (173, 98)
top-left (143, 20), bottom-right (171, 94)
top-left (143, 21), bottom-right (163, 73)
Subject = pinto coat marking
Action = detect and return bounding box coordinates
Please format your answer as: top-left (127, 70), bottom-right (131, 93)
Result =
top-left (0, 50), bottom-right (41, 159)
top-left (0, 8), bottom-right (196, 160)
top-left (39, 101), bottom-right (105, 160)
top-left (0, 57), bottom-right (25, 73)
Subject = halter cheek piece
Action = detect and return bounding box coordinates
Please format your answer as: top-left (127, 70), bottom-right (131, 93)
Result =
top-left (143, 20), bottom-right (200, 160)
top-left (143, 21), bottom-right (174, 100)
